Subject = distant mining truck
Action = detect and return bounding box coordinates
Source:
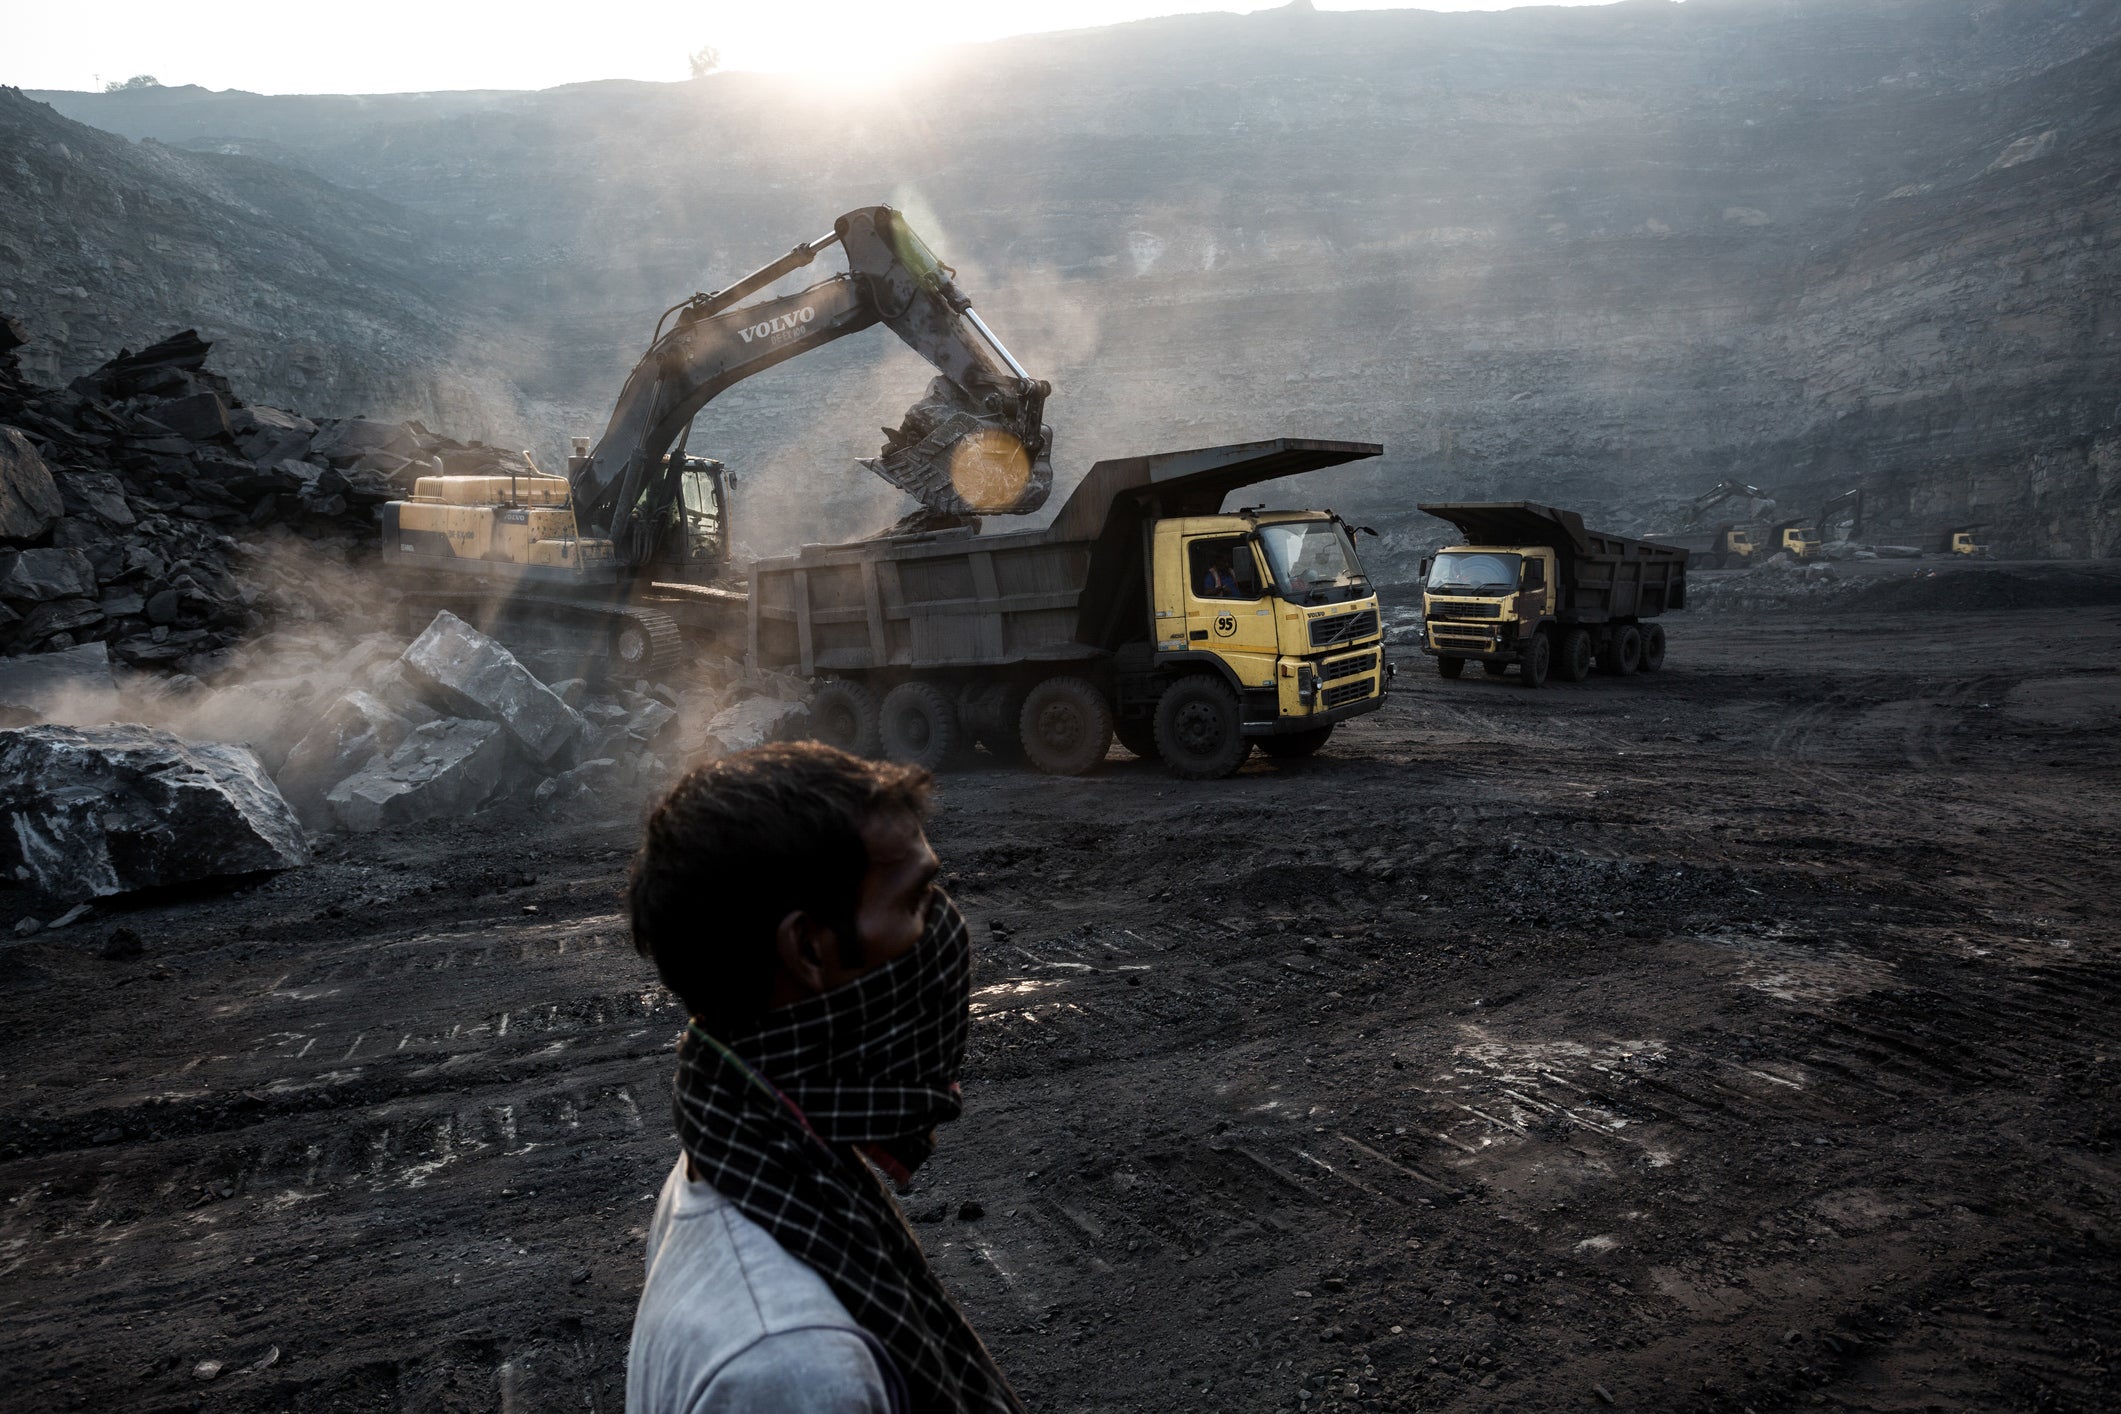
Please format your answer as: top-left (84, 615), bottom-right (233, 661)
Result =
top-left (1418, 502), bottom-right (1688, 688)
top-left (750, 439), bottom-right (1391, 779)
top-left (1644, 522), bottom-right (1755, 570)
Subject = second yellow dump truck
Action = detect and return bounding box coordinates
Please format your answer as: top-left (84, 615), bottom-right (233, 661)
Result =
top-left (1419, 502), bottom-right (1688, 687)
top-left (751, 439), bottom-right (1391, 778)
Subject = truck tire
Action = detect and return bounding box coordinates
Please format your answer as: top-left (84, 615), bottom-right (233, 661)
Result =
top-left (1482, 661), bottom-right (1509, 678)
top-left (1154, 675), bottom-right (1251, 779)
top-left (1520, 631), bottom-right (1552, 688)
top-left (1640, 623), bottom-right (1667, 672)
top-left (809, 679), bottom-right (882, 757)
top-left (1018, 676), bottom-right (1113, 776)
top-left (880, 681), bottom-right (961, 772)
top-left (1603, 624), bottom-right (1642, 677)
top-left (1113, 716), bottom-right (1159, 760)
top-left (1259, 725), bottom-right (1334, 759)
top-left (1558, 627), bottom-right (1593, 683)
top-left (1437, 656), bottom-right (1465, 680)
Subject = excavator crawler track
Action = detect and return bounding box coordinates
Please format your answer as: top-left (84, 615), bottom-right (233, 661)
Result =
top-left (398, 592), bottom-right (686, 679)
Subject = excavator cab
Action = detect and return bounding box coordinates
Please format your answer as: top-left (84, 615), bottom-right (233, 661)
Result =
top-left (678, 460), bottom-right (729, 567)
top-left (633, 456), bottom-right (731, 586)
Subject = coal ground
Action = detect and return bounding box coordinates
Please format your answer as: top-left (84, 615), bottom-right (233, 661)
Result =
top-left (3, 565), bottom-right (2118, 1412)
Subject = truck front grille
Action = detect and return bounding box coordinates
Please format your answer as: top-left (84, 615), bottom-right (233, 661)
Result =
top-left (1321, 652), bottom-right (1378, 683)
top-left (1324, 676), bottom-right (1375, 709)
top-left (1424, 601), bottom-right (1500, 620)
top-left (1310, 608), bottom-right (1380, 649)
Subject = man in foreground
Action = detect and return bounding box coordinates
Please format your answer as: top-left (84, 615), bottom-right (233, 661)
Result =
top-left (626, 742), bottom-right (1023, 1414)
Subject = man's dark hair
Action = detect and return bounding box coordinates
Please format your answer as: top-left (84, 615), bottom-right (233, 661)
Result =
top-left (630, 741), bottom-right (933, 1035)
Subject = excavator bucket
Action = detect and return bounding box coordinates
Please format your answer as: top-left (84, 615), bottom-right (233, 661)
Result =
top-left (861, 376), bottom-right (1054, 517)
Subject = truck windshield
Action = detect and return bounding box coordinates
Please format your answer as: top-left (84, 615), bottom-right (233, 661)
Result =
top-left (1427, 552), bottom-right (1522, 595)
top-left (1258, 520), bottom-right (1371, 607)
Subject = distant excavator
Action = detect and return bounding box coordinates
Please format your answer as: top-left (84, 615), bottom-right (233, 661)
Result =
top-left (382, 206), bottom-right (1053, 672)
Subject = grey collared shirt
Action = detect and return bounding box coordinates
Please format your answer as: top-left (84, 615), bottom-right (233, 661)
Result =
top-left (627, 1157), bottom-right (905, 1414)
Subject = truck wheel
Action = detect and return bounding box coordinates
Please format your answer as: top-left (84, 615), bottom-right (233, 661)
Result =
top-left (1603, 624), bottom-right (1642, 677)
top-left (1437, 656), bottom-right (1465, 680)
top-left (808, 679), bottom-right (882, 757)
top-left (1482, 661), bottom-right (1509, 678)
top-left (1259, 725), bottom-right (1334, 759)
top-left (1558, 627), bottom-right (1593, 682)
top-left (1520, 632), bottom-right (1552, 688)
top-left (1640, 623), bottom-right (1667, 672)
top-left (1113, 717), bottom-right (1159, 760)
top-left (1018, 676), bottom-right (1113, 776)
top-left (880, 681), bottom-right (961, 772)
top-left (1154, 675), bottom-right (1251, 780)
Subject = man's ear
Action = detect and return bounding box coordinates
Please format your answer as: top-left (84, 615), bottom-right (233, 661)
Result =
top-left (774, 909), bottom-right (836, 996)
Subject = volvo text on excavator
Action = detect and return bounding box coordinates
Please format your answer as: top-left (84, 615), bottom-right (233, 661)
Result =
top-left (381, 206), bottom-right (1053, 674)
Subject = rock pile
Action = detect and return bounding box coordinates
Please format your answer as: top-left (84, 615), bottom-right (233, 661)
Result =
top-left (220, 610), bottom-right (807, 834)
top-left (0, 315), bottom-right (541, 686)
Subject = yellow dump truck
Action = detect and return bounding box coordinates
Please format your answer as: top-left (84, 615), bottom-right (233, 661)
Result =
top-left (1419, 502), bottom-right (1688, 687)
top-left (1645, 522), bottom-right (1756, 570)
top-left (1777, 524), bottom-right (1821, 559)
top-left (751, 439), bottom-right (1391, 778)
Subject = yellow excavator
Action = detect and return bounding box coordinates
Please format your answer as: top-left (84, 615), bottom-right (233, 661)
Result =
top-left (382, 206), bottom-right (1053, 673)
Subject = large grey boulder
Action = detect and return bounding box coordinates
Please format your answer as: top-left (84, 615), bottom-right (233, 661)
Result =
top-left (56, 472), bottom-right (136, 528)
top-left (231, 406), bottom-right (317, 466)
top-left (0, 642), bottom-right (116, 716)
top-left (307, 418), bottom-right (419, 467)
top-left (146, 391), bottom-right (234, 443)
top-left (0, 427), bottom-right (64, 543)
top-left (326, 718), bottom-right (508, 832)
top-left (0, 547), bottom-right (98, 603)
top-left (0, 724), bottom-right (308, 901)
top-left (400, 612), bottom-right (584, 764)
top-left (277, 689), bottom-right (415, 821)
top-left (701, 696), bottom-right (807, 757)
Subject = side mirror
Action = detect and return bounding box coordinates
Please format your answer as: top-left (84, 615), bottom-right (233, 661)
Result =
top-left (1419, 557), bottom-right (1432, 580)
top-left (1353, 525), bottom-right (1380, 539)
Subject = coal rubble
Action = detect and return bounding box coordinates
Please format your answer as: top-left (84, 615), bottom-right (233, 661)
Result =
top-left (0, 314), bottom-right (537, 681)
top-left (0, 315), bottom-right (807, 898)
top-left (0, 724), bottom-right (308, 902)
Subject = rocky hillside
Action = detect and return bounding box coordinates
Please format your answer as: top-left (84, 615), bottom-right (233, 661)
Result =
top-left (0, 90), bottom-right (530, 442)
top-left (19, 0), bottom-right (2121, 557)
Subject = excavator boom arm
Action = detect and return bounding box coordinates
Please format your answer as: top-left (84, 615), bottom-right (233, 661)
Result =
top-left (570, 206), bottom-right (1051, 572)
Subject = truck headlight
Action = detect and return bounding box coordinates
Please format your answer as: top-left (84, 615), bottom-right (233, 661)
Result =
top-left (1297, 664), bottom-right (1317, 702)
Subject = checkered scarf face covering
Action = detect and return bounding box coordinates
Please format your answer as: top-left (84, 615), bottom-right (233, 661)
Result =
top-left (671, 889), bottom-right (1025, 1414)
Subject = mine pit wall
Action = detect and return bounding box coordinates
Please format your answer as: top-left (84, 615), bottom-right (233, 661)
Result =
top-left (13, 7), bottom-right (2120, 555)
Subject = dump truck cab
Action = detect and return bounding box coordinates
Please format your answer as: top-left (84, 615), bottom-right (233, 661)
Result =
top-left (1781, 526), bottom-right (1820, 558)
top-left (1422, 542), bottom-right (1559, 662)
top-left (1725, 527), bottom-right (1757, 560)
top-left (1949, 530), bottom-right (1985, 556)
top-left (1153, 510), bottom-right (1387, 725)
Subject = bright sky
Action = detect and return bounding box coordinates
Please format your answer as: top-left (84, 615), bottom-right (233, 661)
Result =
top-left (6, 1), bottom-right (1631, 94)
